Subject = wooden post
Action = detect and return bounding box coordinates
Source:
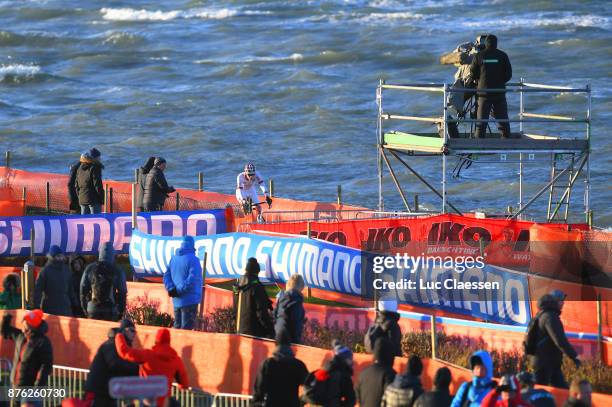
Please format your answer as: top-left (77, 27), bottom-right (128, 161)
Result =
top-left (5, 151), bottom-right (10, 168)
top-left (307, 221), bottom-right (312, 238)
top-left (109, 188), bottom-right (114, 213)
top-left (134, 168), bottom-right (139, 183)
top-left (269, 179), bottom-right (274, 197)
top-left (131, 183), bottom-right (137, 230)
top-left (337, 185), bottom-right (342, 206)
top-left (22, 187), bottom-right (26, 214)
top-left (199, 253), bottom-right (208, 320)
top-left (597, 294), bottom-right (603, 363)
top-left (198, 172), bottom-right (203, 192)
top-left (20, 268), bottom-right (26, 310)
top-left (414, 194), bottom-right (419, 212)
top-left (587, 210), bottom-right (593, 229)
top-left (104, 184), bottom-right (109, 213)
top-left (430, 314), bottom-right (437, 360)
top-left (236, 291), bottom-right (243, 333)
top-left (45, 182), bottom-right (50, 214)
top-left (175, 192), bottom-right (180, 211)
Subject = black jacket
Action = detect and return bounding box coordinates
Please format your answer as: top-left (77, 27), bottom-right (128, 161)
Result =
top-left (76, 159), bottom-right (104, 206)
top-left (33, 255), bottom-right (78, 317)
top-left (414, 388), bottom-right (453, 407)
top-left (233, 275), bottom-right (274, 338)
top-left (355, 342), bottom-right (396, 407)
top-left (136, 166), bottom-right (151, 211)
top-left (323, 356), bottom-right (356, 407)
top-left (69, 254), bottom-right (86, 317)
top-left (365, 311), bottom-right (403, 357)
top-left (532, 295), bottom-right (578, 370)
top-left (521, 388), bottom-right (556, 407)
top-left (382, 373), bottom-right (424, 407)
top-left (1, 315), bottom-right (53, 387)
top-left (252, 345), bottom-right (308, 407)
top-left (469, 46), bottom-right (512, 95)
top-left (273, 289), bottom-right (305, 344)
top-left (68, 160), bottom-right (81, 211)
top-left (142, 167), bottom-right (174, 211)
top-left (562, 399), bottom-right (589, 407)
top-left (85, 328), bottom-right (139, 404)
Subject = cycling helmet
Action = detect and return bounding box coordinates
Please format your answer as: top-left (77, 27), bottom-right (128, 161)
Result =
top-left (244, 162), bottom-right (256, 176)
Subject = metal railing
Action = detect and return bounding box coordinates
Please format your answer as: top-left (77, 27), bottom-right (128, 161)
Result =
top-left (258, 209), bottom-right (436, 225)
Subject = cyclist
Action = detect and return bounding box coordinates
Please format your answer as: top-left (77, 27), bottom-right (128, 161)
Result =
top-left (236, 163), bottom-right (272, 223)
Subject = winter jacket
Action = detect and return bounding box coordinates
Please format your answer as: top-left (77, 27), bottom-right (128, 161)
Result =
top-left (252, 344), bottom-right (308, 407)
top-left (136, 166), bottom-right (151, 212)
top-left (532, 295), bottom-right (578, 370)
top-left (355, 340), bottom-right (396, 407)
top-left (142, 167), bottom-right (174, 211)
top-left (85, 328), bottom-right (139, 405)
top-left (163, 239), bottom-right (203, 308)
top-left (381, 373), bottom-right (424, 407)
top-left (469, 43), bottom-right (512, 96)
top-left (481, 384), bottom-right (534, 407)
top-left (451, 350), bottom-right (495, 407)
top-left (273, 289), bottom-right (305, 344)
top-left (115, 332), bottom-right (189, 407)
top-left (75, 157), bottom-right (104, 206)
top-left (1, 314), bottom-right (53, 387)
top-left (521, 388), bottom-right (556, 407)
top-left (562, 399), bottom-right (589, 407)
top-left (233, 274), bottom-right (274, 338)
top-left (69, 254), bottom-right (86, 317)
top-left (414, 388), bottom-right (453, 407)
top-left (321, 356), bottom-right (356, 407)
top-left (0, 274), bottom-right (21, 310)
top-left (365, 310), bottom-right (403, 357)
top-left (33, 255), bottom-right (77, 316)
top-left (81, 243), bottom-right (127, 320)
top-left (68, 160), bottom-right (81, 211)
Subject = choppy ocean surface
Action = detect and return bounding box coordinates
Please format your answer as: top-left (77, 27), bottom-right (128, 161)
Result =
top-left (0, 0), bottom-right (610, 225)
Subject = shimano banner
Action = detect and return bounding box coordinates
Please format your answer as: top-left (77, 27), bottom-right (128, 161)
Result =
top-left (0, 209), bottom-right (227, 257)
top-left (129, 230), bottom-right (363, 296)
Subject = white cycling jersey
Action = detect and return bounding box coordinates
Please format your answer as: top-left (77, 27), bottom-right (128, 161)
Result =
top-left (236, 171), bottom-right (267, 203)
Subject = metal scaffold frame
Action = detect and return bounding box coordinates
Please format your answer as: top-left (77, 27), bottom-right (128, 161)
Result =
top-left (376, 79), bottom-right (592, 223)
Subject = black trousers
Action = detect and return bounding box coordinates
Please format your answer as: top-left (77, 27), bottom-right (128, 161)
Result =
top-left (534, 366), bottom-right (569, 389)
top-left (474, 95), bottom-right (510, 138)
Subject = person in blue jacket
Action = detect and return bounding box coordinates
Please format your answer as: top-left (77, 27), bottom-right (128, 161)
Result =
top-left (451, 350), bottom-right (496, 407)
top-left (163, 235), bottom-right (203, 330)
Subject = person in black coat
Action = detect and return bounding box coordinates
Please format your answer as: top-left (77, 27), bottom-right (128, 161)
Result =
top-left (365, 300), bottom-right (403, 357)
top-left (142, 157), bottom-right (175, 212)
top-left (75, 149), bottom-right (104, 214)
top-left (33, 245), bottom-right (78, 317)
top-left (531, 290), bottom-right (580, 389)
top-left (273, 274), bottom-right (306, 344)
top-left (233, 258), bottom-right (274, 338)
top-left (1, 310), bottom-right (53, 388)
top-left (324, 341), bottom-right (357, 407)
top-left (136, 156), bottom-right (156, 212)
top-left (469, 34), bottom-right (512, 138)
top-left (355, 337), bottom-right (397, 407)
top-left (69, 254), bottom-right (87, 317)
top-left (414, 367), bottom-right (453, 407)
top-left (85, 319), bottom-right (139, 406)
top-left (381, 355), bottom-right (424, 407)
top-left (252, 331), bottom-right (309, 407)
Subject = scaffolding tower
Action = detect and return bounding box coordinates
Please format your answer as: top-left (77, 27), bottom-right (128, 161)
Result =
top-left (376, 79), bottom-right (592, 223)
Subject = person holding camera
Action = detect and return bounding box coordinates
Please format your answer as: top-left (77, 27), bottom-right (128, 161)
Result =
top-left (481, 375), bottom-right (534, 407)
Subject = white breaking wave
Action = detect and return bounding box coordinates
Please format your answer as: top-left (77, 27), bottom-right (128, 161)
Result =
top-left (357, 11), bottom-right (424, 23)
top-left (100, 7), bottom-right (270, 22)
top-left (195, 53), bottom-right (303, 65)
top-left (0, 64), bottom-right (41, 81)
top-left (462, 14), bottom-right (611, 29)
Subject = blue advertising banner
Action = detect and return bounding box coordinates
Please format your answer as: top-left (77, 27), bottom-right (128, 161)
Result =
top-left (0, 209), bottom-right (227, 257)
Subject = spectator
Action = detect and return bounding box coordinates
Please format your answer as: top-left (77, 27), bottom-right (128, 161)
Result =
top-left (322, 340), bottom-right (356, 406)
top-left (414, 367), bottom-right (453, 407)
top-left (563, 379), bottom-right (592, 407)
top-left (163, 235), bottom-right (203, 330)
top-left (33, 245), bottom-right (77, 317)
top-left (1, 310), bottom-right (53, 390)
top-left (273, 274), bottom-right (306, 344)
top-left (136, 156), bottom-right (156, 212)
top-left (85, 319), bottom-right (139, 406)
top-left (365, 300), bottom-right (402, 357)
top-left (451, 350), bottom-right (495, 407)
top-left (68, 254), bottom-right (87, 317)
top-left (381, 355), bottom-right (424, 407)
top-left (252, 331), bottom-right (308, 407)
top-left (517, 371), bottom-right (555, 407)
top-left (356, 336), bottom-right (396, 407)
top-left (481, 374), bottom-right (533, 407)
top-left (143, 157), bottom-right (175, 211)
top-left (75, 148), bottom-right (104, 214)
top-left (233, 257), bottom-right (274, 338)
top-left (80, 241), bottom-right (127, 321)
top-left (529, 290), bottom-right (579, 388)
top-left (115, 327), bottom-right (189, 407)
top-left (0, 273), bottom-right (20, 310)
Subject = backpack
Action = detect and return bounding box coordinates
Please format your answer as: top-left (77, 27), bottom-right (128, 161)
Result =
top-left (90, 261), bottom-right (115, 306)
top-left (302, 369), bottom-right (334, 405)
top-left (523, 311), bottom-right (543, 356)
top-left (364, 324), bottom-right (385, 354)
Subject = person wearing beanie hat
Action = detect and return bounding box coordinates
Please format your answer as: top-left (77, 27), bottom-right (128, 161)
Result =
top-left (414, 367), bottom-right (453, 407)
top-left (481, 374), bottom-right (533, 407)
top-left (142, 156), bottom-right (175, 211)
top-left (1, 310), bottom-right (53, 389)
top-left (114, 327), bottom-right (189, 407)
top-left (451, 350), bottom-right (495, 407)
top-left (233, 257), bottom-right (274, 338)
top-left (365, 299), bottom-right (402, 357)
top-left (163, 235), bottom-right (202, 329)
top-left (382, 355), bottom-right (424, 407)
top-left (356, 337), bottom-right (396, 407)
top-left (516, 371), bottom-right (555, 407)
top-left (80, 241), bottom-right (128, 321)
top-left (307, 339), bottom-right (355, 406)
top-left (33, 245), bottom-right (78, 317)
top-left (75, 146), bottom-right (104, 214)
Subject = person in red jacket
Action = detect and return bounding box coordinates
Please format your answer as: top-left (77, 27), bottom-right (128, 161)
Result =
top-left (482, 375), bottom-right (534, 407)
top-left (115, 328), bottom-right (189, 407)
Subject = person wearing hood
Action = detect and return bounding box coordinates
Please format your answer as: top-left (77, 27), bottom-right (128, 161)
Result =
top-left (252, 330), bottom-right (308, 407)
top-left (233, 257), bottom-right (274, 338)
top-left (381, 355), bottom-right (424, 407)
top-left (451, 350), bottom-right (495, 407)
top-left (481, 375), bottom-right (534, 407)
top-left (85, 319), bottom-right (139, 406)
top-left (516, 372), bottom-right (555, 407)
top-left (530, 290), bottom-right (579, 388)
top-left (69, 254), bottom-right (87, 317)
top-left (1, 310), bottom-right (53, 390)
top-left (0, 273), bottom-right (20, 310)
top-left (75, 148), bottom-right (104, 214)
top-left (365, 300), bottom-right (403, 357)
top-left (80, 241), bottom-right (128, 321)
top-left (136, 156), bottom-right (156, 212)
top-left (414, 367), bottom-right (453, 407)
top-left (273, 273), bottom-right (306, 344)
top-left (142, 157), bottom-right (175, 212)
top-left (33, 245), bottom-right (78, 316)
top-left (115, 327), bottom-right (189, 407)
top-left (163, 235), bottom-right (203, 330)
top-left (356, 336), bottom-right (396, 407)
